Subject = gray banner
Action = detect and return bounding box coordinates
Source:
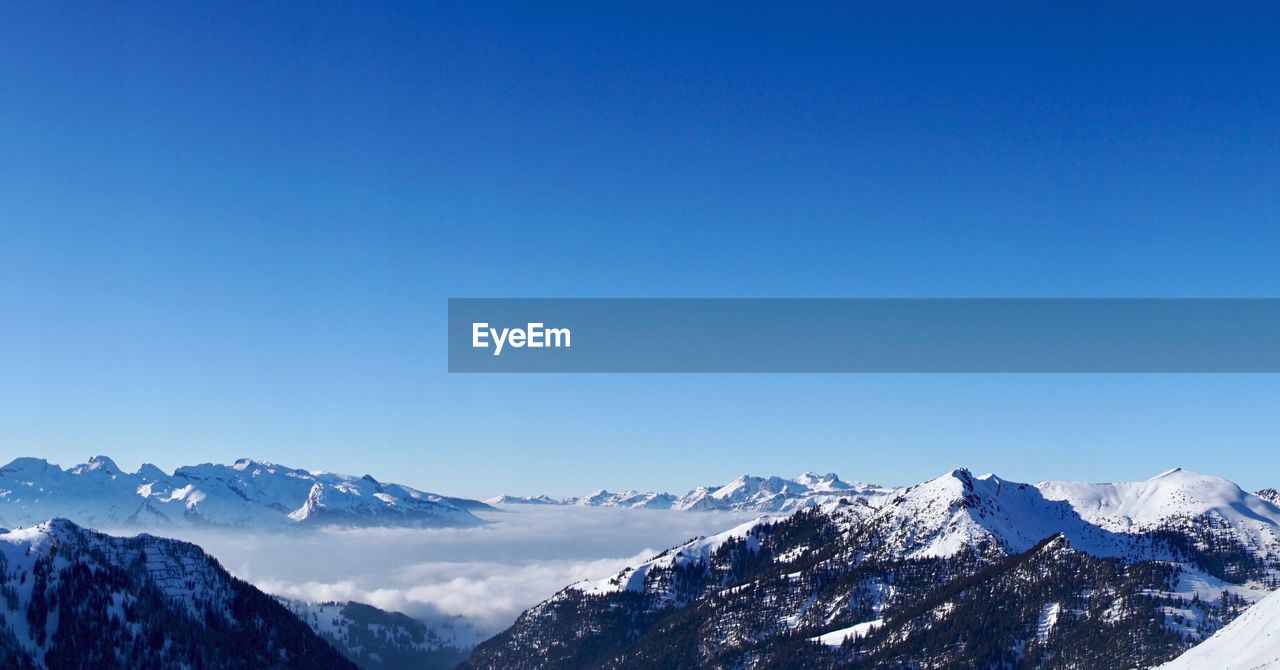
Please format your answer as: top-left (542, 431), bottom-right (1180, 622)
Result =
top-left (447, 299), bottom-right (1280, 372)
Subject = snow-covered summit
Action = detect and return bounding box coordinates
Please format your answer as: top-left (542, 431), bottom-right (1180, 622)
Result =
top-left (1036, 467), bottom-right (1280, 552)
top-left (847, 467), bottom-right (1280, 562)
top-left (0, 456), bottom-right (491, 531)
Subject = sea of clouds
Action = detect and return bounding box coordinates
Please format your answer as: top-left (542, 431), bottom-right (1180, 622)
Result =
top-left (154, 506), bottom-right (758, 636)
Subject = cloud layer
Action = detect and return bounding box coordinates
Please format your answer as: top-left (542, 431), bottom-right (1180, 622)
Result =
top-left (149, 506), bottom-right (757, 634)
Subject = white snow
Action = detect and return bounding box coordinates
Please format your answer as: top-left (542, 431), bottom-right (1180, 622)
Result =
top-left (1036, 602), bottom-right (1061, 643)
top-left (1159, 587), bottom-right (1280, 669)
top-left (1037, 468), bottom-right (1280, 551)
top-left (811, 620), bottom-right (883, 646)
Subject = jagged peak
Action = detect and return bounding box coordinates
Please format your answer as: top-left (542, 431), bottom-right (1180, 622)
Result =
top-left (1040, 532), bottom-right (1070, 548)
top-left (232, 457), bottom-right (277, 471)
top-left (85, 455), bottom-right (120, 472)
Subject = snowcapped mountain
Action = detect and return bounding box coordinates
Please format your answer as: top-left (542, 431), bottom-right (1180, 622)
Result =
top-left (466, 467), bottom-right (1280, 670)
top-left (1261, 488), bottom-right (1280, 506)
top-left (282, 600), bottom-right (480, 670)
top-left (486, 472), bottom-right (893, 512)
top-left (578, 489), bottom-right (678, 509)
top-left (485, 494), bottom-right (567, 505)
top-left (0, 519), bottom-right (356, 669)
top-left (674, 472), bottom-right (894, 512)
top-left (1160, 586), bottom-right (1280, 669)
top-left (0, 456), bottom-right (490, 531)
top-left (847, 467), bottom-right (1280, 565)
top-left (486, 489), bottom-right (677, 509)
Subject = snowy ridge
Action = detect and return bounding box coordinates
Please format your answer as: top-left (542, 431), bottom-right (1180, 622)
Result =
top-left (572, 517), bottom-right (766, 596)
top-left (1037, 467), bottom-right (1280, 556)
top-left (0, 456), bottom-right (489, 531)
top-left (470, 467), bottom-right (1280, 670)
top-left (0, 519), bottom-right (233, 645)
top-left (547, 466), bottom-right (1280, 625)
top-left (573, 466), bottom-right (1280, 591)
top-left (839, 467), bottom-right (1280, 565)
top-left (1159, 587), bottom-right (1280, 669)
top-left (487, 471), bottom-right (894, 512)
top-left (0, 519), bottom-right (355, 669)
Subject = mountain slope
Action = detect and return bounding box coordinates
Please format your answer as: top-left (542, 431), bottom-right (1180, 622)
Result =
top-left (465, 468), bottom-right (1280, 670)
top-left (1159, 587), bottom-right (1280, 669)
top-left (0, 456), bottom-right (490, 530)
top-left (282, 600), bottom-right (478, 670)
top-left (0, 519), bottom-right (357, 669)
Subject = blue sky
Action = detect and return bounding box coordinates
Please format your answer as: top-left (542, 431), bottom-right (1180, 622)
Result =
top-left (1, 2), bottom-right (1278, 497)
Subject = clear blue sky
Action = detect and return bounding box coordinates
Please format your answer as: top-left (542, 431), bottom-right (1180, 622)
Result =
top-left (1, 2), bottom-right (1278, 497)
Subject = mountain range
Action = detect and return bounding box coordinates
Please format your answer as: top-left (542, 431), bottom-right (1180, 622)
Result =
top-left (0, 456), bottom-right (493, 531)
top-left (466, 467), bottom-right (1280, 669)
top-left (2, 459), bottom-right (1278, 668)
top-left (487, 471), bottom-right (895, 512)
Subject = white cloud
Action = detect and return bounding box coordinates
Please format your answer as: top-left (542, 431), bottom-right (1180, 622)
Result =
top-left (152, 506), bottom-right (756, 635)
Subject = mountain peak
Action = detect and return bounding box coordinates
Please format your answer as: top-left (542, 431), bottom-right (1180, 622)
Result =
top-left (138, 462), bottom-right (169, 479)
top-left (232, 457), bottom-right (268, 470)
top-left (917, 467), bottom-right (976, 492)
top-left (67, 455), bottom-right (122, 476)
top-left (87, 455), bottom-right (120, 471)
top-left (1149, 467), bottom-right (1184, 480)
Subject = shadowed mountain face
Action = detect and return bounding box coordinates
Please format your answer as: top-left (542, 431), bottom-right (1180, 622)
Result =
top-left (465, 468), bottom-right (1280, 670)
top-left (0, 519), bottom-right (357, 670)
top-left (282, 600), bottom-right (476, 670)
top-left (0, 456), bottom-right (491, 531)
